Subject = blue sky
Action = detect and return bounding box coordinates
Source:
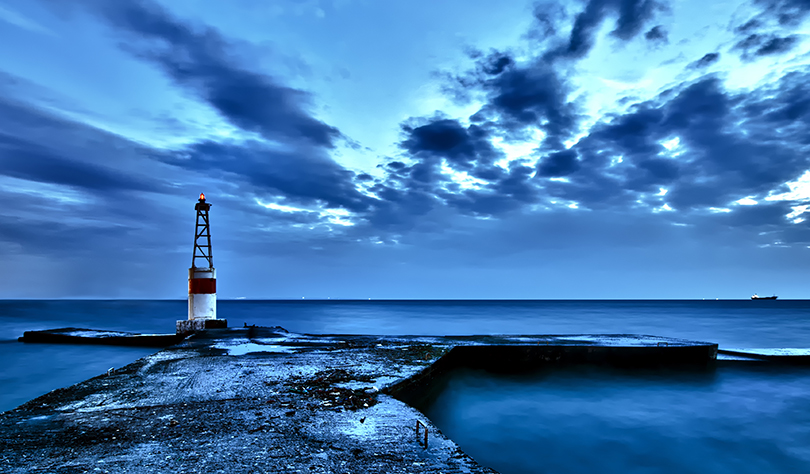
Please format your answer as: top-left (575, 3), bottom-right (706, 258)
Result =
top-left (1, 0), bottom-right (809, 299)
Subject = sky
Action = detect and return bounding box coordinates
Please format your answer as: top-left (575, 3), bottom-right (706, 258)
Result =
top-left (1, 0), bottom-right (809, 299)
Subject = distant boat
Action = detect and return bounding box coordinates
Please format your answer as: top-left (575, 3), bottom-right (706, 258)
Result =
top-left (751, 294), bottom-right (778, 300)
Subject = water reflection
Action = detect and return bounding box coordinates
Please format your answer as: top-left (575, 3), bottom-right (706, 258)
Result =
top-left (420, 365), bottom-right (810, 474)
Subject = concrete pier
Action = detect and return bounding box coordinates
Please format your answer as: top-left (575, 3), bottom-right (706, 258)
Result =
top-left (1, 329), bottom-right (721, 473)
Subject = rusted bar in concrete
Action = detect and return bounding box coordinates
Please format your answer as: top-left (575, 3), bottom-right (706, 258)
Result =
top-left (416, 419), bottom-right (428, 448)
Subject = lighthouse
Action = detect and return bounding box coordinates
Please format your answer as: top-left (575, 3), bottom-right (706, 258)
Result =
top-left (177, 193), bottom-right (227, 334)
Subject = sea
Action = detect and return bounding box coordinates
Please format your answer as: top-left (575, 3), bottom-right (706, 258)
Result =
top-left (2, 299), bottom-right (810, 473)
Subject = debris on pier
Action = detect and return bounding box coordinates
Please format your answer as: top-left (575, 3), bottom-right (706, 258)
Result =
top-left (287, 368), bottom-right (379, 411)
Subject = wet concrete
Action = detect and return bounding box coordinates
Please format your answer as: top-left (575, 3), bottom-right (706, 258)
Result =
top-left (1, 328), bottom-right (718, 473)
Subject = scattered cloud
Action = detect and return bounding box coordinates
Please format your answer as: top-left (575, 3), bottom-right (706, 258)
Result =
top-left (644, 25), bottom-right (668, 43)
top-left (689, 52), bottom-right (720, 69)
top-left (732, 0), bottom-right (807, 60)
top-left (735, 33), bottom-right (801, 58)
top-left (544, 0), bottom-right (669, 60)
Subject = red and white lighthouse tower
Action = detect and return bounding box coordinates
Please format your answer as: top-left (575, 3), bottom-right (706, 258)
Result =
top-left (177, 193), bottom-right (227, 334)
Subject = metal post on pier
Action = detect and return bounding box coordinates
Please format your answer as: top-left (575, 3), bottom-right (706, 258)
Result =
top-left (415, 419), bottom-right (428, 449)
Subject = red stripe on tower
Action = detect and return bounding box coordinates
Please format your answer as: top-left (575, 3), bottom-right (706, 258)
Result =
top-left (189, 278), bottom-right (217, 294)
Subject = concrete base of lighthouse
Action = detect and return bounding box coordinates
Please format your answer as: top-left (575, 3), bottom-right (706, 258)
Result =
top-left (176, 318), bottom-right (227, 335)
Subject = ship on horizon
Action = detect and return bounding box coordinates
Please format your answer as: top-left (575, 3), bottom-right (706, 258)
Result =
top-left (751, 294), bottom-right (778, 300)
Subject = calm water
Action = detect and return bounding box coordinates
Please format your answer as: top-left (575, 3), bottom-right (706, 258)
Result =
top-left (2, 299), bottom-right (810, 473)
top-left (421, 366), bottom-right (810, 474)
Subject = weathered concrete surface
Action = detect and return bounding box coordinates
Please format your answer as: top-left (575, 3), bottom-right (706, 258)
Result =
top-left (0, 329), bottom-right (717, 473)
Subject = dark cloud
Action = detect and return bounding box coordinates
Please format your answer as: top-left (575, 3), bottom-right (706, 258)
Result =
top-left (401, 119), bottom-right (500, 169)
top-left (577, 74), bottom-right (810, 215)
top-left (487, 67), bottom-right (570, 129)
top-left (438, 161), bottom-right (539, 217)
top-left (612, 0), bottom-right (666, 40)
top-left (732, 0), bottom-right (806, 61)
top-left (734, 18), bottom-right (762, 34)
top-left (172, 140), bottom-right (372, 212)
top-left (494, 164), bottom-right (537, 203)
top-left (0, 133), bottom-right (159, 193)
top-left (481, 52), bottom-right (513, 76)
top-left (366, 116), bottom-right (548, 222)
top-left (722, 202), bottom-right (794, 228)
top-left (585, 106), bottom-right (664, 164)
top-left (547, 0), bottom-right (603, 59)
top-left (0, 96), bottom-right (166, 195)
top-left (439, 191), bottom-right (516, 216)
top-left (545, 0), bottom-right (668, 60)
top-left (91, 0), bottom-right (340, 148)
top-left (537, 149), bottom-right (580, 177)
top-left (754, 0), bottom-right (810, 25)
top-left (474, 64), bottom-right (578, 152)
top-left (758, 72), bottom-right (810, 127)
top-left (755, 35), bottom-right (800, 56)
top-left (735, 33), bottom-right (765, 53)
top-left (0, 216), bottom-right (133, 257)
top-left (644, 25), bottom-right (668, 43)
top-left (735, 33), bottom-right (800, 58)
top-left (635, 158), bottom-right (679, 182)
top-left (689, 52), bottom-right (720, 69)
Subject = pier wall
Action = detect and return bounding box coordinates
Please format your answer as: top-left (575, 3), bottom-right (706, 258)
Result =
top-left (386, 343), bottom-right (718, 406)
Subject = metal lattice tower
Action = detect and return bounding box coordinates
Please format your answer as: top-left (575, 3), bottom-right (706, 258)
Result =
top-left (192, 193), bottom-right (213, 269)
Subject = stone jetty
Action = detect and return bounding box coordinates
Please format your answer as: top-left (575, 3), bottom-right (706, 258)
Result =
top-left (2, 327), bottom-right (719, 473)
